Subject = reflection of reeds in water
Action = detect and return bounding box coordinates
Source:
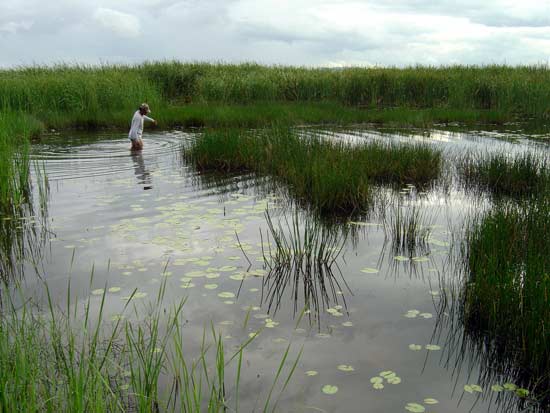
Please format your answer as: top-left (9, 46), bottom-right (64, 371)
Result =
top-left (0, 160), bottom-right (50, 280)
top-left (383, 198), bottom-right (433, 257)
top-left (260, 209), bottom-right (348, 324)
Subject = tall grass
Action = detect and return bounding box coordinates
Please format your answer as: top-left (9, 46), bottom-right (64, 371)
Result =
top-left (461, 196), bottom-right (550, 405)
top-left (457, 151), bottom-right (549, 196)
top-left (0, 278), bottom-right (300, 412)
top-left (260, 209), bottom-right (348, 322)
top-left (187, 126), bottom-right (442, 214)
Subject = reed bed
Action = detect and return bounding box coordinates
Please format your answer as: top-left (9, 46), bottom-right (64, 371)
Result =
top-left (186, 126), bottom-right (442, 214)
top-left (461, 196), bottom-right (550, 404)
top-left (4, 63), bottom-right (550, 115)
top-left (0, 279), bottom-right (300, 412)
top-left (457, 151), bottom-right (550, 196)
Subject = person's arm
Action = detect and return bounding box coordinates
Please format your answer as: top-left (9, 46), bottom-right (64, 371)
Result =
top-left (144, 115), bottom-right (157, 125)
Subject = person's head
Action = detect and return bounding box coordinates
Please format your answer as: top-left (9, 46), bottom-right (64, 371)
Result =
top-left (139, 103), bottom-right (151, 115)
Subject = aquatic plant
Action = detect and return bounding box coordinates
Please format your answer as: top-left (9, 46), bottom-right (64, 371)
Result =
top-left (0, 277), bottom-right (300, 412)
top-left (259, 208), bottom-right (348, 323)
top-left (453, 196), bottom-right (550, 408)
top-left (457, 151), bottom-right (549, 196)
top-left (187, 126), bottom-right (442, 214)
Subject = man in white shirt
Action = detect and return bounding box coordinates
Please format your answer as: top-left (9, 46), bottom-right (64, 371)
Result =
top-left (128, 103), bottom-right (157, 150)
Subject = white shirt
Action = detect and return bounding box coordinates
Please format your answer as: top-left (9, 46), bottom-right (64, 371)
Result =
top-left (128, 110), bottom-right (155, 140)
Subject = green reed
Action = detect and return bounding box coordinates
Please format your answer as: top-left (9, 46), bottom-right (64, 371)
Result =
top-left (457, 151), bottom-right (549, 196)
top-left (0, 278), bottom-right (300, 412)
top-left (187, 126), bottom-right (442, 214)
top-left (461, 196), bottom-right (550, 405)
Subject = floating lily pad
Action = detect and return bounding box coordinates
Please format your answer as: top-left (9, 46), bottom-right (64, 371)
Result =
top-left (405, 402), bottom-right (425, 412)
top-left (464, 384), bottom-right (482, 393)
top-left (204, 284), bottom-right (218, 290)
top-left (380, 371), bottom-right (394, 378)
top-left (423, 398), bottom-right (438, 405)
top-left (370, 377), bottom-right (383, 384)
top-left (321, 385), bottom-right (338, 395)
top-left (218, 292), bottom-right (235, 298)
top-left (387, 376), bottom-right (401, 384)
top-left (91, 289), bottom-right (104, 296)
top-left (491, 384), bottom-right (504, 392)
top-left (342, 321), bottom-right (353, 327)
top-left (361, 267), bottom-right (379, 274)
top-left (503, 383), bottom-right (517, 391)
top-left (394, 256), bottom-right (410, 261)
top-left (404, 310), bottom-right (420, 318)
top-left (373, 382), bottom-right (384, 390)
top-left (108, 287), bottom-right (121, 293)
top-left (337, 365), bottom-right (355, 372)
top-left (180, 283), bottom-right (196, 289)
top-left (408, 344), bottom-right (422, 351)
top-left (412, 256), bottom-right (429, 262)
top-left (516, 388), bottom-right (529, 398)
top-left (425, 344), bottom-right (441, 351)
top-left (419, 313), bottom-right (433, 319)
top-left (305, 370), bottom-right (318, 376)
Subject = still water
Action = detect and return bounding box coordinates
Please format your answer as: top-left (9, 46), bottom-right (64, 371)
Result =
top-left (19, 127), bottom-right (547, 412)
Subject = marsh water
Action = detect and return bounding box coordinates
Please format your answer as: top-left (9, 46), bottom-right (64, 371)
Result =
top-left (14, 127), bottom-right (548, 412)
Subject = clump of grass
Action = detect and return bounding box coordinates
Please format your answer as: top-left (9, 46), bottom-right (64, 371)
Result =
top-left (461, 196), bottom-right (550, 404)
top-left (384, 199), bottom-right (433, 256)
top-left (457, 151), bottom-right (549, 196)
top-left (260, 209), bottom-right (348, 323)
top-left (187, 126), bottom-right (442, 214)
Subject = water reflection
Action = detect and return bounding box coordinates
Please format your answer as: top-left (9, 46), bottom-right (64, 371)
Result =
top-left (131, 150), bottom-right (153, 190)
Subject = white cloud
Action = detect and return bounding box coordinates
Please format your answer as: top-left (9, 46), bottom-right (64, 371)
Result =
top-left (93, 8), bottom-right (141, 38)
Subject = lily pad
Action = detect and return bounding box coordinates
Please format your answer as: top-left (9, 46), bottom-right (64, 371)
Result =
top-left (503, 383), bottom-right (517, 391)
top-left (91, 289), bottom-right (104, 296)
top-left (337, 365), bottom-right (354, 372)
top-left (423, 398), bottom-right (438, 405)
top-left (491, 384), bottom-right (504, 392)
top-left (204, 284), bottom-right (218, 290)
top-left (321, 385), bottom-right (338, 395)
top-left (387, 376), bottom-right (401, 384)
top-left (425, 344), bottom-right (441, 351)
top-left (305, 370), bottom-right (318, 376)
top-left (361, 267), bottom-right (379, 274)
top-left (218, 292), bottom-right (235, 298)
top-left (515, 388), bottom-right (529, 398)
top-left (405, 403), bottom-right (425, 412)
top-left (373, 382), bottom-right (384, 390)
top-left (108, 287), bottom-right (121, 293)
top-left (370, 377), bottom-right (383, 384)
top-left (342, 321), bottom-right (353, 327)
top-left (394, 256), bottom-right (410, 262)
top-left (408, 344), bottom-right (422, 351)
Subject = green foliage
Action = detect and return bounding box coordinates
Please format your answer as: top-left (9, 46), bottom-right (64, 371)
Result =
top-left (463, 196), bottom-right (550, 396)
top-left (187, 126), bottom-right (442, 214)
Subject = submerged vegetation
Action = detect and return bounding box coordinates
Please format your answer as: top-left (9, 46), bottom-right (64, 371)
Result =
top-left (186, 126), bottom-right (442, 214)
top-left (460, 196), bottom-right (550, 406)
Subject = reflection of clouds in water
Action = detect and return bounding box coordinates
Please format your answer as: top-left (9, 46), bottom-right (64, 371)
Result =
top-left (131, 151), bottom-right (153, 190)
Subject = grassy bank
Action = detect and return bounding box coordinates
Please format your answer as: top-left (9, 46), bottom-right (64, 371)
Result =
top-left (462, 196), bottom-right (550, 402)
top-left (3, 63), bottom-right (550, 116)
top-left (186, 126), bottom-right (442, 214)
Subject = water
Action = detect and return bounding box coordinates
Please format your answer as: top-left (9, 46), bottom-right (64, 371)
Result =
top-left (14, 127), bottom-right (548, 412)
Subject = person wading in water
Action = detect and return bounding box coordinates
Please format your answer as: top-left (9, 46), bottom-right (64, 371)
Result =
top-left (128, 103), bottom-right (157, 150)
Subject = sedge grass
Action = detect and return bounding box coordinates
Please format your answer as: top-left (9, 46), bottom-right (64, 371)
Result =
top-left (187, 126), bottom-right (442, 214)
top-left (0, 277), bottom-right (301, 412)
top-left (457, 151), bottom-right (549, 197)
top-left (460, 196), bottom-right (550, 406)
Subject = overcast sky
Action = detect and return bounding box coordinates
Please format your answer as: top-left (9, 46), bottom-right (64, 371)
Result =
top-left (1, 0), bottom-right (550, 68)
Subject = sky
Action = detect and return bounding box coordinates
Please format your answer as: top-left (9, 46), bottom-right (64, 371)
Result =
top-left (1, 0), bottom-right (550, 67)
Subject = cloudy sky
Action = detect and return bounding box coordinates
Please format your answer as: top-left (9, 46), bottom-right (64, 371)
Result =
top-left (1, 0), bottom-right (550, 67)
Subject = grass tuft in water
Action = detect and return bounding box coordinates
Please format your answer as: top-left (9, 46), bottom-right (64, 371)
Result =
top-left (460, 196), bottom-right (550, 406)
top-left (457, 151), bottom-right (549, 197)
top-left (187, 126), bottom-right (442, 215)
